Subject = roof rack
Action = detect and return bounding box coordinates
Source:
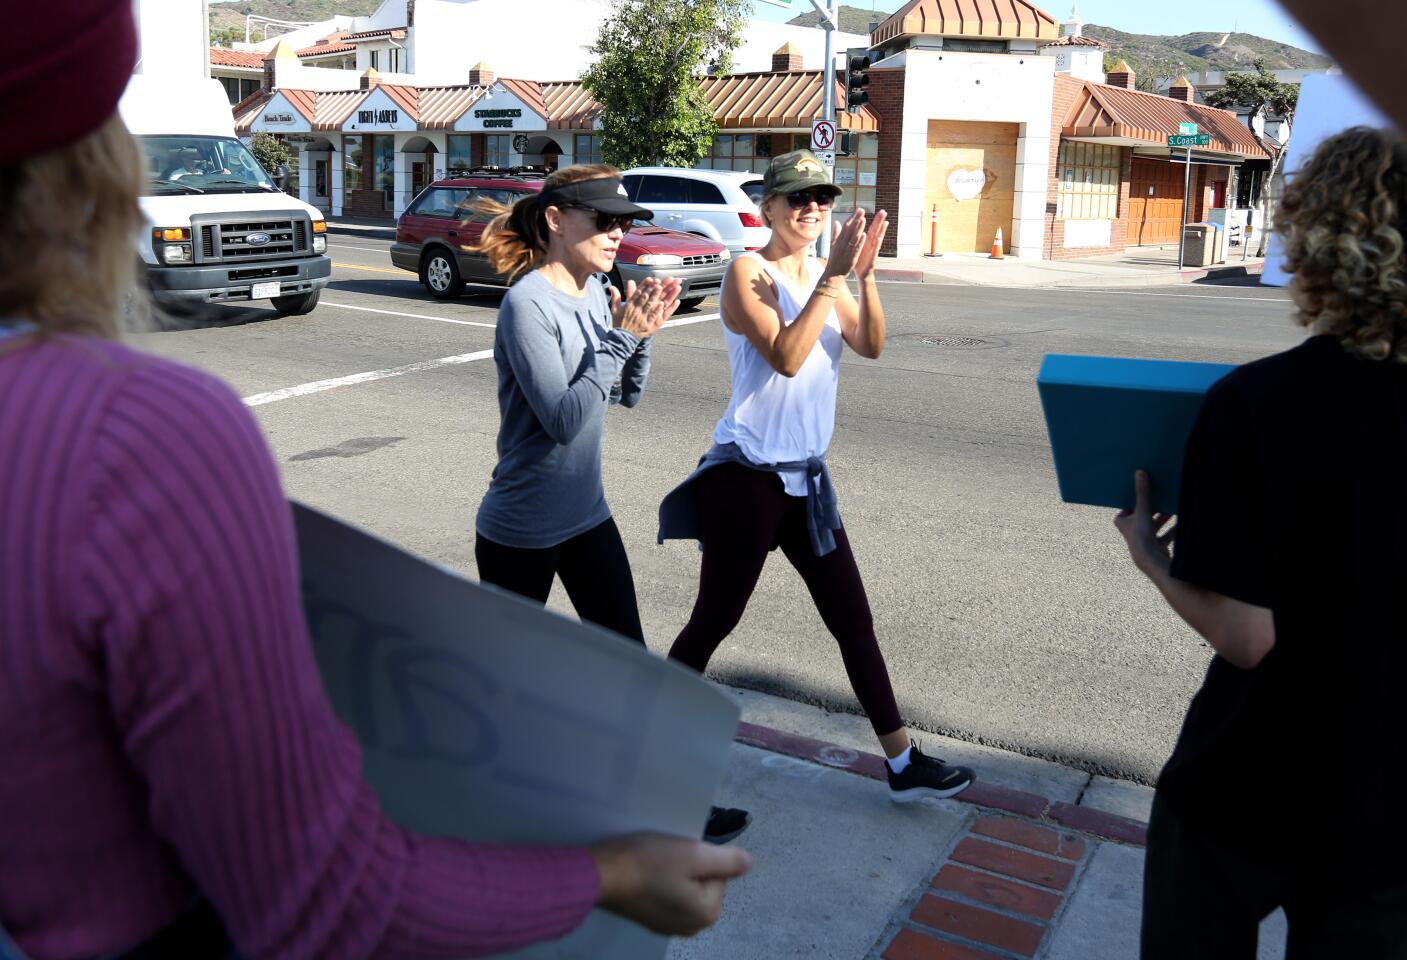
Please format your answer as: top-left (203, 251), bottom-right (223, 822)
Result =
top-left (447, 165), bottom-right (552, 180)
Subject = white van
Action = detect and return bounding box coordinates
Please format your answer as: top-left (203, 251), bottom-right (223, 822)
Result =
top-left (119, 76), bottom-right (331, 316)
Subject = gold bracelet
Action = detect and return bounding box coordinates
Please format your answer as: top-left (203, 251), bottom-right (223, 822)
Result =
top-left (813, 286), bottom-right (840, 300)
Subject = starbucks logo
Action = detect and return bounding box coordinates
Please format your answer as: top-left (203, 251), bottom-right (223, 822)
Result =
top-left (512, 135), bottom-right (529, 153)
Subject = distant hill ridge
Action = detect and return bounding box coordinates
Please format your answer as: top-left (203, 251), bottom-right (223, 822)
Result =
top-left (784, 4), bottom-right (1330, 87)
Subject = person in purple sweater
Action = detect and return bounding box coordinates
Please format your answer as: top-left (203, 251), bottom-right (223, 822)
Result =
top-left (0, 6), bottom-right (747, 959)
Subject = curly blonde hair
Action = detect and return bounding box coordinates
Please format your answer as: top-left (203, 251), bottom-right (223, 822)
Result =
top-left (1277, 126), bottom-right (1407, 362)
top-left (0, 114), bottom-right (147, 338)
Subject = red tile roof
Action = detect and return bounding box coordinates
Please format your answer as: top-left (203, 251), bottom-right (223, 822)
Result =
top-left (700, 71), bottom-right (880, 131)
top-left (1041, 34), bottom-right (1108, 48)
top-left (342, 27), bottom-right (407, 41)
top-left (418, 85), bottom-right (490, 129)
top-left (1058, 74), bottom-right (1269, 159)
top-left (873, 0), bottom-right (1060, 47)
top-left (210, 47), bottom-right (266, 69)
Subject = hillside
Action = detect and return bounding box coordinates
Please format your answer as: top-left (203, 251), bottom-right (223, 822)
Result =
top-left (209, 0), bottom-right (379, 44)
top-left (1085, 25), bottom-right (1332, 89)
top-left (785, 5), bottom-right (1331, 83)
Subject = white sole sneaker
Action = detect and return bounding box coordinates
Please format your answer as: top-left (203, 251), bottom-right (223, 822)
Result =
top-left (889, 780), bottom-right (974, 803)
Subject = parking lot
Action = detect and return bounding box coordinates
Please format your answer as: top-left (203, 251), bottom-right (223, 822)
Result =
top-left (133, 232), bottom-right (1303, 783)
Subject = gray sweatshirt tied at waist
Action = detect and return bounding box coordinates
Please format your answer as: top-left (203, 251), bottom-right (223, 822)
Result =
top-left (476, 270), bottom-right (650, 549)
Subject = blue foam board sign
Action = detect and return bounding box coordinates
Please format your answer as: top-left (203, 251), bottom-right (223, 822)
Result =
top-left (1037, 355), bottom-right (1236, 514)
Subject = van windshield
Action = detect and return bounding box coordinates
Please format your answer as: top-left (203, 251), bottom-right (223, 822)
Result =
top-left (140, 136), bottom-right (279, 195)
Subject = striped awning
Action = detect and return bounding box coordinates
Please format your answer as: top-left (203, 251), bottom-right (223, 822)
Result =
top-left (1059, 76), bottom-right (1269, 160)
top-left (872, 0), bottom-right (1060, 47)
top-left (419, 85), bottom-right (489, 129)
top-left (700, 71), bottom-right (880, 131)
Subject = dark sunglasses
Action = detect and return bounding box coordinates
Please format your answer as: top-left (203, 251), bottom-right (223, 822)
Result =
top-left (784, 189), bottom-right (836, 210)
top-left (563, 204), bottom-right (635, 234)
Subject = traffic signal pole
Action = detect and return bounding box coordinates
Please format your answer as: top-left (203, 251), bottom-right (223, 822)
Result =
top-left (818, 0), bottom-right (836, 258)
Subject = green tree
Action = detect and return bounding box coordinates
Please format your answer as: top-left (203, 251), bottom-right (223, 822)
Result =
top-left (1204, 59), bottom-right (1299, 254)
top-left (210, 26), bottom-right (245, 47)
top-left (250, 132), bottom-right (294, 181)
top-left (582, 0), bottom-right (748, 169)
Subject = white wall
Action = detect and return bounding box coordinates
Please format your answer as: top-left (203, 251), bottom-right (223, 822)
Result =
top-left (891, 49), bottom-right (1056, 259)
top-left (132, 0), bottom-right (208, 79)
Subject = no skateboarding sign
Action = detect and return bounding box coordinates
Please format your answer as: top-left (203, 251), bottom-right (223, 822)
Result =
top-left (811, 119), bottom-right (837, 152)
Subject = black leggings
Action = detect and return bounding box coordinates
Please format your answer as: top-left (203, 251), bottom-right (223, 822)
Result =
top-left (475, 517), bottom-right (646, 645)
top-left (667, 463), bottom-right (903, 735)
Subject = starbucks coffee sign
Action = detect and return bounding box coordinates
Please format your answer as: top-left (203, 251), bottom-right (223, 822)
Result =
top-left (474, 108), bottom-right (521, 129)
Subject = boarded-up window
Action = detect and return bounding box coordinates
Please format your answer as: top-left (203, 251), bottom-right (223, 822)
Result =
top-left (1057, 142), bottom-right (1121, 220)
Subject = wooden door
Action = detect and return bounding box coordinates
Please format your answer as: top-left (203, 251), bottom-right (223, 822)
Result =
top-left (1128, 158), bottom-right (1185, 245)
top-left (925, 121), bottom-right (1018, 254)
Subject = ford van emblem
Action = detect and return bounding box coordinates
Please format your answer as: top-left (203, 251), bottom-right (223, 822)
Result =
top-left (246, 233), bottom-right (271, 246)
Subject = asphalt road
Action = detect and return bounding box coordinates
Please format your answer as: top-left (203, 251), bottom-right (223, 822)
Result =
top-left (131, 235), bottom-right (1302, 782)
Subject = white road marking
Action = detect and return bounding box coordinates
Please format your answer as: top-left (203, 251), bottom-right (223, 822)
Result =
top-left (327, 240), bottom-right (394, 253)
top-left (243, 350), bottom-right (495, 407)
top-left (664, 311), bottom-right (720, 328)
top-left (321, 300), bottom-right (499, 329)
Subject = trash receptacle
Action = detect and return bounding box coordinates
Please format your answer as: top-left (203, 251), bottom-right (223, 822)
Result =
top-left (1206, 222), bottom-right (1226, 264)
top-left (1182, 223), bottom-right (1214, 267)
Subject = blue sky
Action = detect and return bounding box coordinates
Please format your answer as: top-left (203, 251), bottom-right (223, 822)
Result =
top-left (749, 0), bottom-right (1322, 53)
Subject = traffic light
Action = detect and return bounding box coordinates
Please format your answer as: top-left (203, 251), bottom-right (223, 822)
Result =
top-left (845, 48), bottom-right (874, 113)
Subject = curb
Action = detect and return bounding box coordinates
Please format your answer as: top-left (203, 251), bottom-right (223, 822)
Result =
top-left (874, 260), bottom-right (1266, 290)
top-left (734, 721), bottom-right (1148, 847)
top-left (326, 224), bottom-right (396, 242)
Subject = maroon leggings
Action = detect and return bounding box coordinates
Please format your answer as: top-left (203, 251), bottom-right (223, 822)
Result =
top-left (667, 463), bottom-right (904, 735)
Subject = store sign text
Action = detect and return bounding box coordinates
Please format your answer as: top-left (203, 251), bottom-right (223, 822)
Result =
top-left (474, 108), bottom-right (522, 129)
top-left (264, 112), bottom-right (294, 124)
top-left (358, 109), bottom-right (400, 125)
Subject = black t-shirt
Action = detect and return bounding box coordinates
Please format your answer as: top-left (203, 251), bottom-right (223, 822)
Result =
top-left (1160, 335), bottom-right (1407, 881)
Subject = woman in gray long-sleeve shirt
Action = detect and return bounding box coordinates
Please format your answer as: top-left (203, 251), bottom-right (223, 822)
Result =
top-left (471, 165), bottom-right (680, 643)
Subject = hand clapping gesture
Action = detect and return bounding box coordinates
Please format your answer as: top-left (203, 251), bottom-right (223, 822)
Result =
top-left (822, 209), bottom-right (890, 282)
top-left (610, 276), bottom-right (682, 339)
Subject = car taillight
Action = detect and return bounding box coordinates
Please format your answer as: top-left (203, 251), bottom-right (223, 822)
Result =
top-left (739, 212), bottom-right (764, 228)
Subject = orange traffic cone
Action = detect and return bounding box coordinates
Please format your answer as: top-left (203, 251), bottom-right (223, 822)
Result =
top-left (989, 227), bottom-right (1005, 260)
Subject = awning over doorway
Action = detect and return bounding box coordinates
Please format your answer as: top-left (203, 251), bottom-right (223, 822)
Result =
top-left (1058, 76), bottom-right (1269, 160)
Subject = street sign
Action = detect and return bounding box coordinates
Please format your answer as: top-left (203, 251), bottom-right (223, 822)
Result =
top-left (1168, 134), bottom-right (1211, 147)
top-left (811, 119), bottom-right (837, 152)
top-left (1178, 122), bottom-right (1199, 135)
top-left (814, 149), bottom-right (836, 167)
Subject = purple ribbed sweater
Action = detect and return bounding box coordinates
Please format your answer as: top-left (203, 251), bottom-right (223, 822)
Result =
top-left (0, 336), bottom-right (599, 960)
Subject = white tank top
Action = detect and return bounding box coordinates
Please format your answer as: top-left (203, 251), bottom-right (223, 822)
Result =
top-left (713, 253), bottom-right (843, 497)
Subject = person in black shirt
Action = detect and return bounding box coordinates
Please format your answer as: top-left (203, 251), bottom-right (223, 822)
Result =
top-left (1115, 126), bottom-right (1407, 958)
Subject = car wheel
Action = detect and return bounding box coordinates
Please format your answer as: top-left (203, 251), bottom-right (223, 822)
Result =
top-left (421, 249), bottom-right (464, 300)
top-left (272, 290), bottom-right (321, 316)
top-left (678, 296), bottom-right (706, 312)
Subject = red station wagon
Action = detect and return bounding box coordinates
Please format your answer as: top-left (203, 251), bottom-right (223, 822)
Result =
top-left (391, 174), bottom-right (730, 309)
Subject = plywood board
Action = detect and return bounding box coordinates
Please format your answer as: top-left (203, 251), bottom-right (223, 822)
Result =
top-left (925, 121), bottom-right (1018, 254)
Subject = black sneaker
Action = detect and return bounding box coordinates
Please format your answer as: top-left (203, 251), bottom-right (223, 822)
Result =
top-left (886, 741), bottom-right (975, 802)
top-left (703, 805), bottom-right (751, 844)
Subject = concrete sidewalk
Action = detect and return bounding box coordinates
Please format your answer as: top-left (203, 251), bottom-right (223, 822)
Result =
top-left (874, 243), bottom-right (1266, 290)
top-left (682, 686), bottom-right (1288, 959)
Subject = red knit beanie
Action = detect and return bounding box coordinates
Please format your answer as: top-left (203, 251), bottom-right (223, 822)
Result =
top-left (0, 0), bottom-right (138, 163)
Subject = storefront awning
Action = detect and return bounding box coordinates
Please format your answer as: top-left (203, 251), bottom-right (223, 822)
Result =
top-left (871, 0), bottom-right (1059, 47)
top-left (1059, 75), bottom-right (1268, 160)
top-left (700, 71), bottom-right (880, 131)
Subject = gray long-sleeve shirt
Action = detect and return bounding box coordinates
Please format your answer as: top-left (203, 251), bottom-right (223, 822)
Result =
top-left (475, 270), bottom-right (648, 548)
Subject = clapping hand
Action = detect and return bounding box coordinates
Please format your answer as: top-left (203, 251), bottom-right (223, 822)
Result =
top-left (610, 276), bottom-right (682, 339)
top-left (823, 209), bottom-right (889, 281)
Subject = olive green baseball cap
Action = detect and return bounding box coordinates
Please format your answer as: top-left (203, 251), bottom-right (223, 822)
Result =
top-left (762, 149), bottom-right (843, 200)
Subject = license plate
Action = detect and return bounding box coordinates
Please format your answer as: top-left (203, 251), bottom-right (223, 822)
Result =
top-left (251, 281), bottom-right (281, 300)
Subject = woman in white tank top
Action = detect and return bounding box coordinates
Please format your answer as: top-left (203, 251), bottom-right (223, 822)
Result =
top-left (659, 150), bottom-right (976, 819)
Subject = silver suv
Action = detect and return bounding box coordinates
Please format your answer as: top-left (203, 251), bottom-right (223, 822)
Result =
top-left (621, 167), bottom-right (769, 257)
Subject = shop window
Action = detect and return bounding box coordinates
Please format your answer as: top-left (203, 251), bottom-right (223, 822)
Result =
top-left (485, 134), bottom-right (511, 168)
top-left (343, 136), bottom-right (364, 191)
top-left (447, 134), bottom-right (472, 176)
top-left (574, 134), bottom-right (602, 165)
top-left (373, 135), bottom-right (394, 205)
top-left (1057, 142), bottom-right (1120, 220)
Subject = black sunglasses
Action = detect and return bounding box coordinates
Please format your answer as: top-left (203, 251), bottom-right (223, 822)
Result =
top-left (563, 204), bottom-right (635, 234)
top-left (784, 189), bottom-right (836, 210)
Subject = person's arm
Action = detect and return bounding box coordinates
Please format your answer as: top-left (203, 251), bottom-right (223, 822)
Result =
top-left (722, 211), bottom-right (867, 377)
top-left (499, 298), bottom-right (640, 446)
top-left (833, 210), bottom-right (889, 360)
top-left (1115, 471), bottom-right (1276, 669)
top-left (77, 361), bottom-right (747, 958)
top-left (612, 336), bottom-right (651, 409)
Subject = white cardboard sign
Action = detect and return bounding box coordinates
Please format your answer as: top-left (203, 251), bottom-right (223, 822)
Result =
top-left (293, 503), bottom-right (741, 960)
